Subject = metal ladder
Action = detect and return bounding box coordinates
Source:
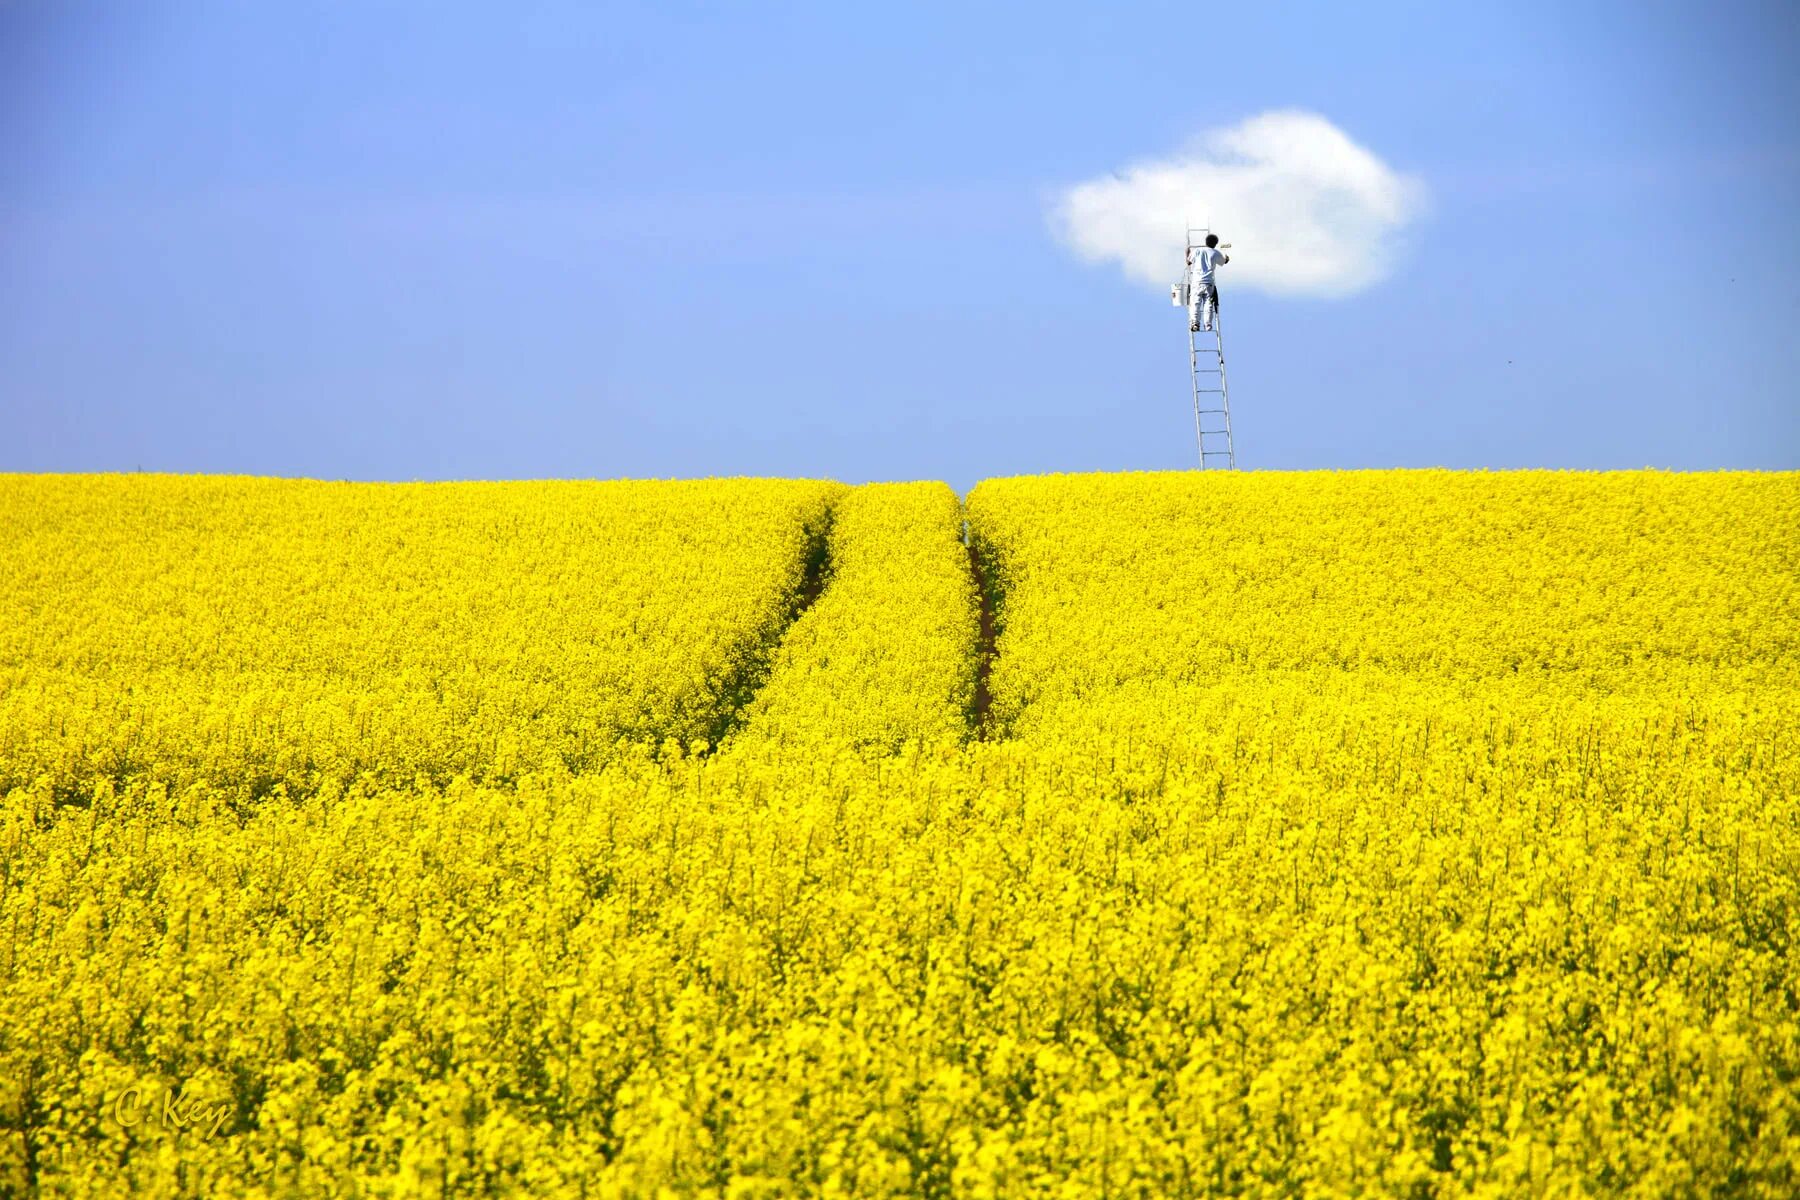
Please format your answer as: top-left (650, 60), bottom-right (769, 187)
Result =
top-left (1185, 226), bottom-right (1236, 470)
top-left (1189, 314), bottom-right (1235, 470)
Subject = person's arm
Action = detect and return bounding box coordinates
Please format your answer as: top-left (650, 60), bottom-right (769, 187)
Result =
top-left (1219, 252), bottom-right (1230, 265)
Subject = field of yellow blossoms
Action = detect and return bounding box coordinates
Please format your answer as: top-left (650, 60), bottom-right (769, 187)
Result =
top-left (1, 469), bottom-right (1795, 1197)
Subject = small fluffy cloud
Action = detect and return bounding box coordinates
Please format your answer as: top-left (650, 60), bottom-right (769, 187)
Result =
top-left (1050, 111), bottom-right (1425, 298)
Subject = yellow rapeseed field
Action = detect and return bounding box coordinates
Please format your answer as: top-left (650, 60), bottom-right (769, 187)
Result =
top-left (1, 469), bottom-right (1795, 1197)
top-left (0, 474), bottom-right (841, 795)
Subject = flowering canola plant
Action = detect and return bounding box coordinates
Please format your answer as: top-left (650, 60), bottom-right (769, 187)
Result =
top-left (1, 469), bottom-right (1796, 1197)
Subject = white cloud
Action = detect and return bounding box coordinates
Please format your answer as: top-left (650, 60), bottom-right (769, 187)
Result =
top-left (1049, 111), bottom-right (1426, 298)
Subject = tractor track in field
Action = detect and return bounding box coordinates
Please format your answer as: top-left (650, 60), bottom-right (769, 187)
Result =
top-left (701, 504), bottom-right (835, 751)
top-left (712, 496), bottom-right (998, 751)
top-left (965, 520), bottom-right (998, 740)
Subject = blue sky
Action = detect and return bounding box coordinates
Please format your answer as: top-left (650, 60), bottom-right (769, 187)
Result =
top-left (3, 1), bottom-right (1796, 488)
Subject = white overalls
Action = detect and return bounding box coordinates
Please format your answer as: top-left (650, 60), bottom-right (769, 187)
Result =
top-left (1188, 247), bottom-right (1225, 332)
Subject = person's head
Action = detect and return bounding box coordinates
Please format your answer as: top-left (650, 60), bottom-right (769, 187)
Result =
top-left (1204, 233), bottom-right (1219, 248)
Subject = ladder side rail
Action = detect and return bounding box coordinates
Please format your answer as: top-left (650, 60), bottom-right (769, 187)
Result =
top-left (1188, 324), bottom-right (1206, 467)
top-left (1214, 312), bottom-right (1236, 469)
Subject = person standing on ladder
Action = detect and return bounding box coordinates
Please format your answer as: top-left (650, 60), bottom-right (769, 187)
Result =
top-left (1187, 234), bottom-right (1229, 333)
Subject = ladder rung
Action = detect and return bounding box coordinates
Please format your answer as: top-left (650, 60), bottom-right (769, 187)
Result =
top-left (1197, 408), bottom-right (1228, 414)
